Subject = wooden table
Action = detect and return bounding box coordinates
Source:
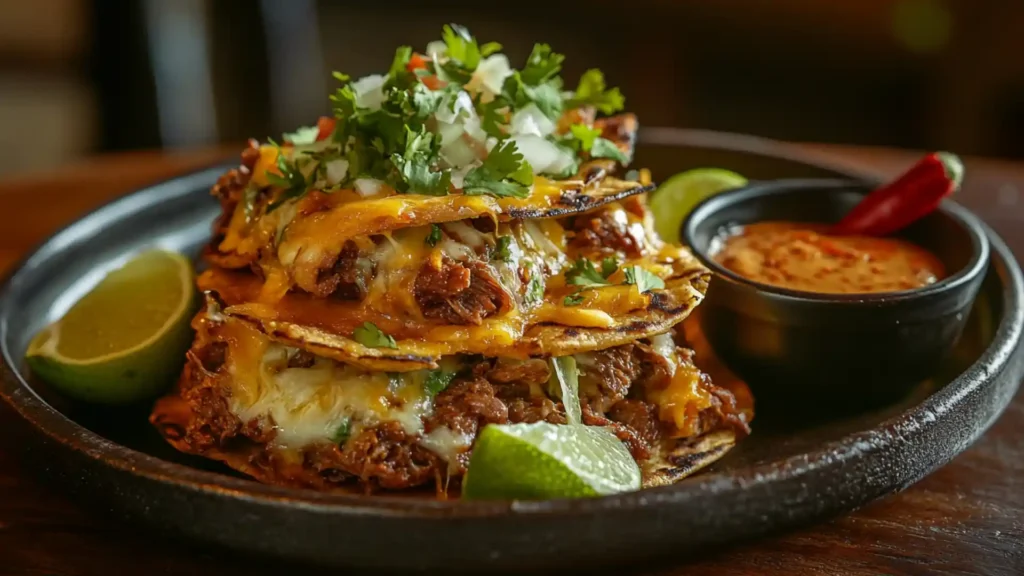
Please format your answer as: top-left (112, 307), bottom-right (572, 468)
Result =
top-left (1, 145), bottom-right (1022, 576)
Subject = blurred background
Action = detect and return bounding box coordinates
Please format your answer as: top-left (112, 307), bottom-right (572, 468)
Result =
top-left (3, 0), bottom-right (1024, 177)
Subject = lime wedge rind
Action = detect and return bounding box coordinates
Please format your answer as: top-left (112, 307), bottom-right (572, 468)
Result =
top-left (462, 422), bottom-right (642, 500)
top-left (650, 168), bottom-right (748, 244)
top-left (25, 250), bottom-right (197, 404)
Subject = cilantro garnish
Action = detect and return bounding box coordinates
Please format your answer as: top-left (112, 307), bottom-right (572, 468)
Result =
top-left (462, 139), bottom-right (533, 198)
top-left (424, 369), bottom-right (457, 397)
top-left (386, 46), bottom-right (413, 88)
top-left (352, 322), bottom-right (398, 349)
top-left (567, 123), bottom-right (602, 152)
top-left (623, 265), bottom-right (665, 293)
top-left (563, 293), bottom-right (585, 307)
top-left (601, 257), bottom-right (619, 278)
top-left (564, 257), bottom-right (616, 287)
top-left (493, 235), bottom-right (512, 261)
top-left (391, 126), bottom-right (451, 195)
top-left (426, 224), bottom-right (443, 247)
top-left (265, 142), bottom-right (313, 212)
top-left (262, 25), bottom-right (631, 206)
top-left (567, 69), bottom-right (625, 114)
top-left (591, 137), bottom-right (630, 164)
top-left (330, 418), bottom-right (352, 444)
top-left (523, 262), bottom-right (546, 305)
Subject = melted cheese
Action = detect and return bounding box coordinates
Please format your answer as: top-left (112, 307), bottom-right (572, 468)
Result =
top-left (222, 320), bottom-right (433, 449)
top-left (419, 426), bottom-right (474, 466)
top-left (647, 355), bottom-right (714, 439)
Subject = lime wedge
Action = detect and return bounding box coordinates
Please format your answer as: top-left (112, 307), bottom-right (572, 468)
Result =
top-left (649, 168), bottom-right (748, 244)
top-left (462, 422), bottom-right (641, 500)
top-left (26, 250), bottom-right (197, 404)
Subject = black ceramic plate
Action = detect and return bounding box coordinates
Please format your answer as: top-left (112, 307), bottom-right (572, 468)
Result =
top-left (2, 129), bottom-right (1022, 573)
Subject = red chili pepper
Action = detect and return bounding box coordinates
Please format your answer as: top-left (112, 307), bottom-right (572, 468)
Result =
top-left (315, 116), bottom-right (336, 141)
top-left (831, 151), bottom-right (963, 237)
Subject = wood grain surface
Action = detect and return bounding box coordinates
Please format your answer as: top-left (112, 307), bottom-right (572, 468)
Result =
top-left (0, 144), bottom-right (1022, 576)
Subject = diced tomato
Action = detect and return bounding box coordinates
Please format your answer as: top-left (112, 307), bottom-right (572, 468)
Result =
top-left (315, 116), bottom-right (336, 141)
top-left (407, 53), bottom-right (428, 72)
top-left (407, 52), bottom-right (444, 90)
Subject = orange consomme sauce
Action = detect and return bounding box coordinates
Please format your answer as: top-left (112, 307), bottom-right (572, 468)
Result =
top-left (711, 221), bottom-right (946, 294)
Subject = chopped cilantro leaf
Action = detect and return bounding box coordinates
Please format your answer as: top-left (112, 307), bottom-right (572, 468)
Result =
top-left (564, 258), bottom-right (613, 287)
top-left (386, 45), bottom-right (413, 87)
top-left (591, 137), bottom-right (629, 164)
top-left (480, 41), bottom-right (503, 57)
top-left (265, 142), bottom-right (312, 212)
top-left (477, 95), bottom-right (508, 138)
top-left (563, 292), bottom-right (585, 307)
top-left (426, 224), bottom-right (443, 247)
top-left (462, 139), bottom-right (532, 198)
top-left (352, 322), bottom-right (397, 349)
top-left (623, 265), bottom-right (665, 293)
top-left (329, 418), bottom-right (352, 444)
top-left (523, 262), bottom-right (546, 305)
top-left (438, 24), bottom-right (483, 84)
top-left (494, 235), bottom-right (512, 261)
top-left (520, 43), bottom-right (564, 86)
top-left (601, 257), bottom-right (619, 278)
top-left (568, 123), bottom-right (602, 152)
top-left (393, 155), bottom-right (451, 195)
top-left (567, 69), bottom-right (625, 114)
top-left (423, 369), bottom-right (457, 397)
top-left (391, 126), bottom-right (451, 195)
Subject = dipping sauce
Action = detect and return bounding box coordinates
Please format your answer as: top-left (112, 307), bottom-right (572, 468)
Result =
top-left (713, 221), bottom-right (946, 294)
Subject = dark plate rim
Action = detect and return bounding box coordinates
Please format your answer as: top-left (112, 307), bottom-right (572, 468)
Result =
top-left (2, 127), bottom-right (1021, 520)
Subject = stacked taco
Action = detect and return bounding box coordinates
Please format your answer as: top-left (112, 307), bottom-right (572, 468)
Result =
top-left (151, 26), bottom-right (751, 495)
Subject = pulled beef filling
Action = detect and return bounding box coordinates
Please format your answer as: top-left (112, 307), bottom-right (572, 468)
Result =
top-left (311, 240), bottom-right (370, 300)
top-left (568, 209), bottom-right (646, 258)
top-left (414, 255), bottom-right (511, 325)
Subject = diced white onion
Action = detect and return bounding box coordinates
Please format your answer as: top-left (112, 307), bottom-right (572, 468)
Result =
top-left (325, 158), bottom-right (349, 186)
top-left (467, 54), bottom-right (512, 102)
top-left (354, 178), bottom-right (385, 197)
top-left (352, 74), bottom-right (386, 111)
top-left (449, 161), bottom-right (480, 189)
top-left (510, 103), bottom-right (555, 137)
top-left (440, 136), bottom-right (479, 169)
top-left (426, 40), bottom-right (447, 59)
top-left (511, 134), bottom-right (575, 175)
top-left (435, 90), bottom-right (475, 124)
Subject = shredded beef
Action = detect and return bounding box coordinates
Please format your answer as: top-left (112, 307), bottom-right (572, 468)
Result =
top-left (579, 344), bottom-right (643, 414)
top-left (426, 377), bottom-right (508, 436)
top-left (312, 240), bottom-right (369, 300)
top-left (569, 210), bottom-right (646, 258)
top-left (581, 404), bottom-right (651, 461)
top-left (414, 256), bottom-right (510, 324)
top-left (178, 353), bottom-right (242, 451)
top-left (608, 399), bottom-right (661, 448)
top-left (333, 422), bottom-right (441, 490)
top-left (486, 358), bottom-right (550, 387)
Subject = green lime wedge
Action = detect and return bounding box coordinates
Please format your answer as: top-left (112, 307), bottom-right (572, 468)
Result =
top-left (462, 422), bottom-right (642, 500)
top-left (650, 168), bottom-right (748, 244)
top-left (26, 250), bottom-right (197, 404)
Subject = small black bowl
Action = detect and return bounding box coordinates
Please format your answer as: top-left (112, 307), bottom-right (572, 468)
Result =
top-left (683, 179), bottom-right (990, 423)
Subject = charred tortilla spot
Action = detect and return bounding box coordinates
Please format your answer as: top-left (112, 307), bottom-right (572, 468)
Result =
top-left (505, 183), bottom-right (656, 220)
